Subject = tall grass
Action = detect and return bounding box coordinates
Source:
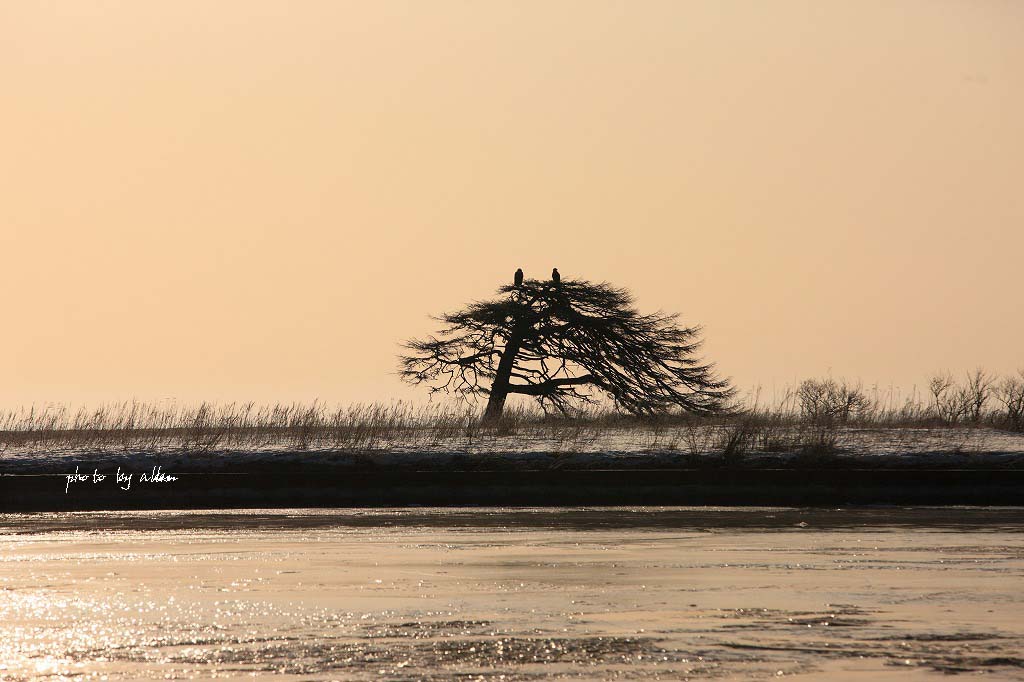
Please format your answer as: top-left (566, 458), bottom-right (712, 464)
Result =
top-left (1, 370), bottom-right (1021, 455)
top-left (0, 401), bottom-right (482, 453)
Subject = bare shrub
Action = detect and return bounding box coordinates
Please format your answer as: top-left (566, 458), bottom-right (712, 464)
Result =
top-left (800, 424), bottom-right (840, 455)
top-left (797, 378), bottom-right (872, 423)
top-left (965, 368), bottom-right (997, 423)
top-left (682, 423), bottom-right (716, 457)
top-left (717, 417), bottom-right (760, 463)
top-left (787, 426), bottom-right (842, 467)
top-left (929, 373), bottom-right (970, 424)
top-left (996, 370), bottom-right (1024, 432)
top-left (929, 369), bottom-right (996, 425)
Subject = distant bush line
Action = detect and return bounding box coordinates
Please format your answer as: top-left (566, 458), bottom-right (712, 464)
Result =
top-left (1, 370), bottom-right (1022, 455)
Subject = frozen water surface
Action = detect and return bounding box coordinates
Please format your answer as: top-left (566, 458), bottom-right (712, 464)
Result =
top-left (1, 507), bottom-right (1023, 680)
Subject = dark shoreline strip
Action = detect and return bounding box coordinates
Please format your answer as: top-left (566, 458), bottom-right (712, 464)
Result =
top-left (2, 468), bottom-right (1024, 512)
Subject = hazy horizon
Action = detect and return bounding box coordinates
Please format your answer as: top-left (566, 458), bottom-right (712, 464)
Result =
top-left (3, 1), bottom-right (1022, 410)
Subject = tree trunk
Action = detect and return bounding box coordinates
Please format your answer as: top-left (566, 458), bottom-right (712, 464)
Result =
top-left (482, 390), bottom-right (508, 423)
top-left (482, 335), bottom-right (522, 423)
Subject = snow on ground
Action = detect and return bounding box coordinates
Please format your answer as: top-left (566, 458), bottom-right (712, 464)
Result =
top-left (2, 427), bottom-right (1024, 474)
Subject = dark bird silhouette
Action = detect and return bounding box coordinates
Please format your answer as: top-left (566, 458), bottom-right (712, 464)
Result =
top-left (514, 268), bottom-right (524, 287)
top-left (551, 268), bottom-right (560, 284)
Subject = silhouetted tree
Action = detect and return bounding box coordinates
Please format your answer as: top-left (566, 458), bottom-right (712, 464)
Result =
top-left (400, 276), bottom-right (734, 421)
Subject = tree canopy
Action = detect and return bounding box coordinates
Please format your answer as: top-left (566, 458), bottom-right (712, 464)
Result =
top-left (400, 276), bottom-right (734, 421)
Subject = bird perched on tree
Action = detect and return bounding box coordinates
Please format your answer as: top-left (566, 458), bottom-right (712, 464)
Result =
top-left (514, 268), bottom-right (524, 287)
top-left (551, 268), bottom-right (560, 284)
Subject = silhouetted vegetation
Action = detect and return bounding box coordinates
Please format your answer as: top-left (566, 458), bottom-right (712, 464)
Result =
top-left (2, 370), bottom-right (1022, 457)
top-left (399, 275), bottom-right (734, 420)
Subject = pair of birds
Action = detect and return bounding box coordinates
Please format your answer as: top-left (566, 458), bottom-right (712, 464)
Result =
top-left (514, 268), bottom-right (559, 287)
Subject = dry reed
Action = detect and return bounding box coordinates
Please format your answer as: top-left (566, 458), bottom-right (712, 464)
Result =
top-left (2, 371), bottom-right (1022, 455)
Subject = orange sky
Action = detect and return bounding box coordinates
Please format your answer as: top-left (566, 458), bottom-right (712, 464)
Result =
top-left (2, 1), bottom-right (1022, 409)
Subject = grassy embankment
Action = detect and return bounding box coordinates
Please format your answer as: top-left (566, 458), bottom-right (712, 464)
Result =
top-left (2, 371), bottom-right (1022, 459)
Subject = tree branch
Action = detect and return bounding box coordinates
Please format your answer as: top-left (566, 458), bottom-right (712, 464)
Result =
top-left (507, 375), bottom-right (597, 396)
